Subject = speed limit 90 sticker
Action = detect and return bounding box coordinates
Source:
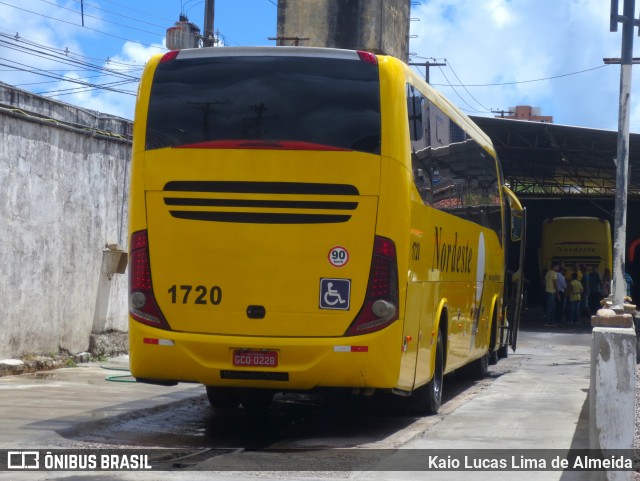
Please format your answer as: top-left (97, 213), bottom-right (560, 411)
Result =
top-left (328, 246), bottom-right (349, 267)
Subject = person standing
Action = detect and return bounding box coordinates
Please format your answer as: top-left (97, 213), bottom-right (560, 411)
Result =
top-left (601, 268), bottom-right (611, 299)
top-left (580, 264), bottom-right (591, 322)
top-left (544, 262), bottom-right (560, 327)
top-left (556, 265), bottom-right (567, 324)
top-left (588, 266), bottom-right (603, 314)
top-left (568, 272), bottom-right (583, 325)
top-left (624, 272), bottom-right (634, 299)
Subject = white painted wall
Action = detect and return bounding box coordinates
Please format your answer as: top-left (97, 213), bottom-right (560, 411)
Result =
top-left (0, 83), bottom-right (132, 358)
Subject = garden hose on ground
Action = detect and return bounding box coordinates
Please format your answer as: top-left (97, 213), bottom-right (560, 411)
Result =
top-left (101, 364), bottom-right (137, 383)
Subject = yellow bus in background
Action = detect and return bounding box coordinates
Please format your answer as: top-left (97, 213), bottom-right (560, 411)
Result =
top-left (128, 47), bottom-right (525, 414)
top-left (539, 217), bottom-right (612, 278)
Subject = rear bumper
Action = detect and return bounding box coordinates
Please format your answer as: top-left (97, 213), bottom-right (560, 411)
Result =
top-left (129, 319), bottom-right (403, 390)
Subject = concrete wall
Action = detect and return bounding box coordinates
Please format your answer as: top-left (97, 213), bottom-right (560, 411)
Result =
top-left (0, 82), bottom-right (132, 359)
top-left (276, 0), bottom-right (411, 62)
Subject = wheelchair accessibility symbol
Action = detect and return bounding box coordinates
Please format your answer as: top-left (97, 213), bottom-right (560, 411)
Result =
top-left (319, 278), bottom-right (351, 310)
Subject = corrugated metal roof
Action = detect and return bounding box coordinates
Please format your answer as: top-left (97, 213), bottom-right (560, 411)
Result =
top-left (470, 116), bottom-right (640, 199)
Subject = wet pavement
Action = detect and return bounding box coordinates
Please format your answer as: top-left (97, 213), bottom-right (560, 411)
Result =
top-left (0, 319), bottom-right (600, 481)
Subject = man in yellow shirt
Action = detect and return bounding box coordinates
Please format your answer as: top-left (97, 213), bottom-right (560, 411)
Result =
top-left (544, 262), bottom-right (560, 327)
top-left (568, 272), bottom-right (583, 325)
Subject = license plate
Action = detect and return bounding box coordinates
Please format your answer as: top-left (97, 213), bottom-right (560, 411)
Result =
top-left (232, 350), bottom-right (278, 368)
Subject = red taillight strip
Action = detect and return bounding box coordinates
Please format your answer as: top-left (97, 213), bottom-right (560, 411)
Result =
top-left (129, 230), bottom-right (170, 330)
top-left (345, 236), bottom-right (399, 336)
top-left (374, 236), bottom-right (396, 257)
top-left (159, 50), bottom-right (180, 63)
top-left (357, 50), bottom-right (378, 66)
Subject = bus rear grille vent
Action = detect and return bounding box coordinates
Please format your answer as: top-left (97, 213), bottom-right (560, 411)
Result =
top-left (163, 181), bottom-right (359, 224)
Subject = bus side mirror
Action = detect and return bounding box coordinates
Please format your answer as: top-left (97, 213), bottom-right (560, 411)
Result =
top-left (511, 214), bottom-right (523, 242)
top-left (502, 185), bottom-right (524, 242)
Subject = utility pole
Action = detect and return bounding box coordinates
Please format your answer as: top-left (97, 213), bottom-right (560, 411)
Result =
top-left (609, 0), bottom-right (639, 310)
top-left (409, 60), bottom-right (446, 83)
top-left (267, 36), bottom-right (309, 46)
top-left (491, 109), bottom-right (514, 118)
top-left (203, 0), bottom-right (215, 47)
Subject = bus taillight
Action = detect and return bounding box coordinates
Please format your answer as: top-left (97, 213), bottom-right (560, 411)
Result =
top-left (357, 50), bottom-right (378, 66)
top-left (129, 230), bottom-right (170, 330)
top-left (345, 236), bottom-right (399, 336)
top-left (159, 50), bottom-right (180, 63)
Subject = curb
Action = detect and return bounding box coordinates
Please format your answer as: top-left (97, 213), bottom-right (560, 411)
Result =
top-left (0, 352), bottom-right (92, 377)
top-left (0, 330), bottom-right (129, 378)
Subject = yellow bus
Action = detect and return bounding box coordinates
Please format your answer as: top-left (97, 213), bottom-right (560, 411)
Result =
top-left (128, 47), bottom-right (525, 414)
top-left (539, 217), bottom-right (612, 279)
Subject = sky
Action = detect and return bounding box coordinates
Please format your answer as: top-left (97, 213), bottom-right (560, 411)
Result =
top-left (0, 0), bottom-right (639, 132)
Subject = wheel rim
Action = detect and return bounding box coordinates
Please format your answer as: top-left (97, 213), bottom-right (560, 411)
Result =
top-left (434, 335), bottom-right (443, 401)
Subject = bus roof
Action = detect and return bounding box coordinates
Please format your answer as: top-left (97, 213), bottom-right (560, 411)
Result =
top-left (161, 46), bottom-right (366, 61)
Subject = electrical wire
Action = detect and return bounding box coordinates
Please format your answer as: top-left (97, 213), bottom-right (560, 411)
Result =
top-left (430, 64), bottom-right (609, 87)
top-left (37, 78), bottom-right (138, 97)
top-left (0, 29), bottom-right (148, 68)
top-left (67, 0), bottom-right (171, 30)
top-left (436, 65), bottom-right (487, 114)
top-left (445, 60), bottom-right (492, 113)
top-left (0, 58), bottom-right (137, 96)
top-left (35, 0), bottom-right (167, 38)
top-left (0, 29), bottom-right (146, 98)
top-left (0, 1), bottom-right (165, 49)
top-left (0, 36), bottom-right (140, 81)
top-left (90, 0), bottom-right (176, 23)
top-left (15, 73), bottom-right (111, 87)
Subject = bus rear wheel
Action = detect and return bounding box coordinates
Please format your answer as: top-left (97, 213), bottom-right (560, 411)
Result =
top-left (407, 329), bottom-right (443, 415)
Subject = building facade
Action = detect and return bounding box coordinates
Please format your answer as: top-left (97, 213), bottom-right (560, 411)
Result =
top-left (276, 0), bottom-right (411, 61)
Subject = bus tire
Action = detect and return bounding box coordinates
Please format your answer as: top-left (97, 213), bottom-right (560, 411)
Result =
top-left (206, 386), bottom-right (240, 410)
top-left (498, 344), bottom-right (509, 360)
top-left (408, 329), bottom-right (443, 415)
top-left (462, 352), bottom-right (489, 380)
top-left (489, 349), bottom-right (499, 365)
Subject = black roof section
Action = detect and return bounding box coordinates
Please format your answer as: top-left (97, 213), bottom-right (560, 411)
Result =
top-left (470, 116), bottom-right (640, 199)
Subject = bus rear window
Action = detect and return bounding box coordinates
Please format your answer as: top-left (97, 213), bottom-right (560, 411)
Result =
top-left (146, 55), bottom-right (381, 154)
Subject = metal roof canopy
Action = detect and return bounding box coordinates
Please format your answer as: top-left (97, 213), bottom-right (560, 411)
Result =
top-left (470, 116), bottom-right (640, 199)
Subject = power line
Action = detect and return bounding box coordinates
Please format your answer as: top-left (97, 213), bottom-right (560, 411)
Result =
top-left (0, 59), bottom-right (136, 95)
top-left (67, 0), bottom-right (170, 30)
top-left (0, 29), bottom-right (146, 68)
top-left (445, 61), bottom-right (491, 112)
top-left (435, 65), bottom-right (488, 114)
top-left (34, 0), bottom-right (166, 38)
top-left (0, 1), bottom-right (165, 50)
top-left (0, 36), bottom-right (140, 81)
top-left (93, 0), bottom-right (175, 23)
top-left (409, 58), bottom-right (446, 83)
top-left (430, 64), bottom-right (608, 87)
top-left (36, 78), bottom-right (138, 97)
top-left (14, 73), bottom-right (108, 87)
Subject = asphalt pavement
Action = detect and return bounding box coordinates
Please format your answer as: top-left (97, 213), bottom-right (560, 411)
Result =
top-left (0, 316), bottom-right (601, 481)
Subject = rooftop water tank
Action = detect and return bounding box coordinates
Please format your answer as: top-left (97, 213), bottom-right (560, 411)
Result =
top-left (166, 15), bottom-right (201, 50)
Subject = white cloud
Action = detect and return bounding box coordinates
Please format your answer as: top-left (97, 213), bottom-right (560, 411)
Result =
top-left (60, 41), bottom-right (165, 119)
top-left (410, 0), bottom-right (638, 130)
top-left (0, 1), bottom-right (166, 120)
top-left (4, 0), bottom-right (640, 129)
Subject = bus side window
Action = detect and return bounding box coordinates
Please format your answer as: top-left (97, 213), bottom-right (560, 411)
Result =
top-left (407, 85), bottom-right (424, 142)
top-left (407, 84), bottom-right (432, 204)
top-left (426, 103), bottom-right (502, 239)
